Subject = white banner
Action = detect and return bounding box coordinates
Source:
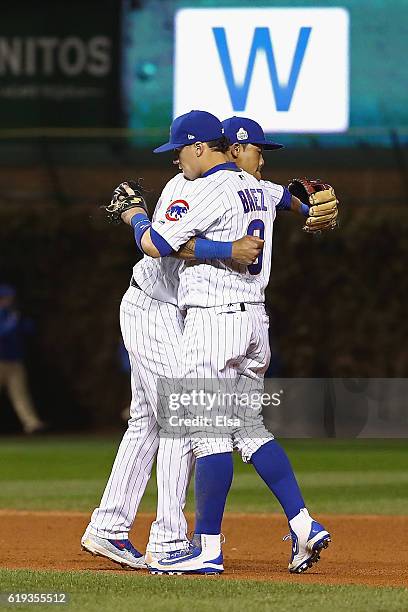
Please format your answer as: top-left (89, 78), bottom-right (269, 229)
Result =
top-left (174, 8), bottom-right (349, 133)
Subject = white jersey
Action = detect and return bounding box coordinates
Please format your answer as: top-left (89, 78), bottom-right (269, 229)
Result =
top-left (132, 173), bottom-right (193, 305)
top-left (260, 179), bottom-right (287, 208)
top-left (152, 166), bottom-right (286, 309)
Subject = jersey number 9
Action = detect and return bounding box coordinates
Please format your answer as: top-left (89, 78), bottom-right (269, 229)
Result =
top-left (247, 219), bottom-right (265, 275)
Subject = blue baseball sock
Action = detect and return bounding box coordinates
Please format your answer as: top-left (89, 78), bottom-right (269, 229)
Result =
top-left (194, 452), bottom-right (233, 535)
top-left (251, 440), bottom-right (305, 521)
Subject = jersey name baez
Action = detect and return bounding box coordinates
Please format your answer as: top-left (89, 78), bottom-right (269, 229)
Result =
top-left (152, 168), bottom-right (284, 309)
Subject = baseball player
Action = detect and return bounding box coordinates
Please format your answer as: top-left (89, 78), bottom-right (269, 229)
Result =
top-left (146, 116), bottom-right (335, 573)
top-left (124, 111), bottom-right (336, 575)
top-left (81, 113), bottom-right (263, 569)
top-left (222, 116), bottom-right (338, 233)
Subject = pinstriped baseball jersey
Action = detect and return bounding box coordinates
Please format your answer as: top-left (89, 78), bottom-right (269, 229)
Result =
top-left (151, 168), bottom-right (284, 309)
top-left (260, 179), bottom-right (286, 209)
top-left (132, 173), bottom-right (193, 305)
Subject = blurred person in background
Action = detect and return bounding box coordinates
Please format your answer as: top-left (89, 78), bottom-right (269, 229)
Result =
top-left (0, 284), bottom-right (46, 434)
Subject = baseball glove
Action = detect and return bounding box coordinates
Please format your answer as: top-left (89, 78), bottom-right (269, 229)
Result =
top-left (105, 180), bottom-right (148, 224)
top-left (288, 178), bottom-right (339, 233)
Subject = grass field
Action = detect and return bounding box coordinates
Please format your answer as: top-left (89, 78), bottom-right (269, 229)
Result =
top-left (1, 569), bottom-right (407, 612)
top-left (1, 436), bottom-right (407, 611)
top-left (1, 437), bottom-right (407, 514)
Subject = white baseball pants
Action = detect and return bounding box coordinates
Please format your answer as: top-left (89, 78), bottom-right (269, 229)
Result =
top-left (178, 303), bottom-right (274, 461)
top-left (88, 286), bottom-right (193, 551)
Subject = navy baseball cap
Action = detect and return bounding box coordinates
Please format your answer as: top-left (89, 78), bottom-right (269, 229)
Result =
top-left (222, 116), bottom-right (283, 150)
top-left (153, 110), bottom-right (224, 153)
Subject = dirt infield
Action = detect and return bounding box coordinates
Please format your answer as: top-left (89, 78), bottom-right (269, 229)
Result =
top-left (1, 511), bottom-right (407, 588)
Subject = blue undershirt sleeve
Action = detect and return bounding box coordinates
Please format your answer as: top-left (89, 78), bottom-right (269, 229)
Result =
top-left (275, 187), bottom-right (292, 211)
top-left (150, 228), bottom-right (174, 257)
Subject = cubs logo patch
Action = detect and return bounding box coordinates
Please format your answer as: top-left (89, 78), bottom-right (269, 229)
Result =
top-left (165, 199), bottom-right (189, 221)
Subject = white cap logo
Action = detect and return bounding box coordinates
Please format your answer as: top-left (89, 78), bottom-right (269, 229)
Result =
top-left (187, 133), bottom-right (195, 139)
top-left (236, 127), bottom-right (248, 141)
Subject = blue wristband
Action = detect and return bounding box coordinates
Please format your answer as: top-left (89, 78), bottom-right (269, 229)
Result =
top-left (131, 213), bottom-right (151, 251)
top-left (194, 238), bottom-right (233, 259)
top-left (300, 203), bottom-right (310, 217)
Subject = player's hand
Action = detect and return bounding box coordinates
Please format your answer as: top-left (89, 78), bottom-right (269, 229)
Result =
top-left (231, 235), bottom-right (264, 265)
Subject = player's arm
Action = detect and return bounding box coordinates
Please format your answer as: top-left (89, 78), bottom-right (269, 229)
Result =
top-left (120, 206), bottom-right (162, 257)
top-left (288, 194), bottom-right (308, 215)
top-left (263, 181), bottom-right (309, 217)
top-left (110, 181), bottom-right (208, 258)
top-left (173, 239), bottom-right (195, 259)
top-left (121, 180), bottom-right (260, 261)
top-left (172, 236), bottom-right (263, 265)
top-left (144, 184), bottom-right (232, 257)
top-left (111, 181), bottom-right (262, 263)
top-left (121, 208), bottom-right (263, 265)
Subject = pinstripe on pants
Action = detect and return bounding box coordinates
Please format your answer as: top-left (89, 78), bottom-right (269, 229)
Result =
top-left (179, 303), bottom-right (274, 460)
top-left (88, 287), bottom-right (193, 550)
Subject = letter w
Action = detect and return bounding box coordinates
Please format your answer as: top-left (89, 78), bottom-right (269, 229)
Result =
top-left (213, 26), bottom-right (311, 112)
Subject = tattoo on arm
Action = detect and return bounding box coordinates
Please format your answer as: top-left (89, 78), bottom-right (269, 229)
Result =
top-left (174, 238), bottom-right (197, 260)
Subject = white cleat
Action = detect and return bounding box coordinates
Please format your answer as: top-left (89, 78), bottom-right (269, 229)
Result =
top-left (144, 545), bottom-right (192, 565)
top-left (285, 508), bottom-right (331, 574)
top-left (81, 531), bottom-right (146, 570)
top-left (147, 534), bottom-right (224, 575)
